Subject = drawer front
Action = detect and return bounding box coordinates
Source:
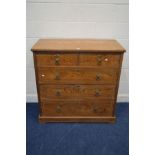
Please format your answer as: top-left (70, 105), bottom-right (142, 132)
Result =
top-left (40, 85), bottom-right (116, 100)
top-left (41, 99), bottom-right (114, 116)
top-left (79, 54), bottom-right (120, 68)
top-left (36, 54), bottom-right (77, 66)
top-left (38, 67), bottom-right (118, 84)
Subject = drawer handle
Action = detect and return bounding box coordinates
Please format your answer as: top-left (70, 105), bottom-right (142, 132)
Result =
top-left (56, 90), bottom-right (61, 96)
top-left (54, 54), bottom-right (60, 65)
top-left (74, 85), bottom-right (80, 90)
top-left (95, 89), bottom-right (101, 96)
top-left (97, 55), bottom-right (102, 65)
top-left (55, 58), bottom-right (60, 65)
top-left (56, 105), bottom-right (61, 113)
top-left (92, 106), bottom-right (98, 113)
top-left (92, 107), bottom-right (106, 113)
top-left (96, 74), bottom-right (101, 81)
top-left (55, 72), bottom-right (60, 80)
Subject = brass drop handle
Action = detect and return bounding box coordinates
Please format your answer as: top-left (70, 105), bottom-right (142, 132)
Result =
top-left (95, 89), bottom-right (101, 96)
top-left (55, 72), bottom-right (60, 80)
top-left (92, 106), bottom-right (98, 113)
top-left (74, 85), bottom-right (80, 90)
top-left (54, 54), bottom-right (60, 65)
top-left (56, 105), bottom-right (61, 113)
top-left (56, 90), bottom-right (61, 96)
top-left (96, 74), bottom-right (101, 81)
top-left (97, 55), bottom-right (102, 65)
top-left (55, 58), bottom-right (60, 65)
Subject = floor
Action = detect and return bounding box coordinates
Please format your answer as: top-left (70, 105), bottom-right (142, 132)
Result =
top-left (26, 103), bottom-right (129, 155)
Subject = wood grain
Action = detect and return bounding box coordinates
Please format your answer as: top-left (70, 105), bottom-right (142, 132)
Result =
top-left (112, 53), bottom-right (124, 116)
top-left (39, 84), bottom-right (116, 100)
top-left (39, 116), bottom-right (116, 123)
top-left (36, 53), bottom-right (78, 66)
top-left (41, 99), bottom-right (114, 117)
top-left (31, 39), bottom-right (125, 123)
top-left (79, 53), bottom-right (120, 68)
top-left (31, 39), bottom-right (125, 52)
top-left (37, 67), bottom-right (118, 84)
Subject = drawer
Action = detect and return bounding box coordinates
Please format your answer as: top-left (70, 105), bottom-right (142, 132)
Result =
top-left (41, 99), bottom-right (114, 116)
top-left (39, 85), bottom-right (116, 100)
top-left (36, 54), bottom-right (77, 66)
top-left (38, 67), bottom-right (118, 84)
top-left (79, 54), bottom-right (120, 68)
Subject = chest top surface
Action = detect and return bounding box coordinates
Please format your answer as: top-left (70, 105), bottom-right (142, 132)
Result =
top-left (31, 39), bottom-right (125, 53)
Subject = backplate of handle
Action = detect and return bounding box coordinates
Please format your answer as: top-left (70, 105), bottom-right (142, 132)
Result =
top-left (56, 105), bottom-right (61, 113)
top-left (96, 73), bottom-right (101, 81)
top-left (54, 54), bottom-right (60, 65)
top-left (55, 72), bottom-right (60, 80)
top-left (95, 89), bottom-right (101, 96)
top-left (56, 90), bottom-right (61, 96)
top-left (97, 55), bottom-right (102, 65)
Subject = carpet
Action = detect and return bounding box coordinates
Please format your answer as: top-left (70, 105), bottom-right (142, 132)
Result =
top-left (26, 103), bottom-right (129, 155)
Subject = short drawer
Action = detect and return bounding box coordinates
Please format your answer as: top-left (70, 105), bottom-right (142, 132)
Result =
top-left (36, 54), bottom-right (77, 66)
top-left (79, 54), bottom-right (120, 68)
top-left (41, 99), bottom-right (114, 117)
top-left (39, 85), bottom-right (116, 100)
top-left (38, 67), bottom-right (118, 84)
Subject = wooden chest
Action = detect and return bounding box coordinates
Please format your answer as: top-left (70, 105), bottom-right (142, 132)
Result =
top-left (31, 39), bottom-right (125, 123)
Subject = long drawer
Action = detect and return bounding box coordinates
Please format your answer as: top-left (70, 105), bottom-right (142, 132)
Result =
top-left (37, 67), bottom-right (118, 84)
top-left (41, 99), bottom-right (114, 116)
top-left (35, 53), bottom-right (120, 68)
top-left (39, 84), bottom-right (116, 100)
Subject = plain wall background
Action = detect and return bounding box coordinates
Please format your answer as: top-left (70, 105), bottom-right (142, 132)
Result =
top-left (26, 0), bottom-right (129, 102)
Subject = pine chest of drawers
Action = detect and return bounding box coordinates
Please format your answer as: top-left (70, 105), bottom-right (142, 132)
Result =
top-left (31, 39), bottom-right (125, 123)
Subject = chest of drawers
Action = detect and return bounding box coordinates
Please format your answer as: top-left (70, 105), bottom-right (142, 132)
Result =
top-left (31, 39), bottom-right (125, 123)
